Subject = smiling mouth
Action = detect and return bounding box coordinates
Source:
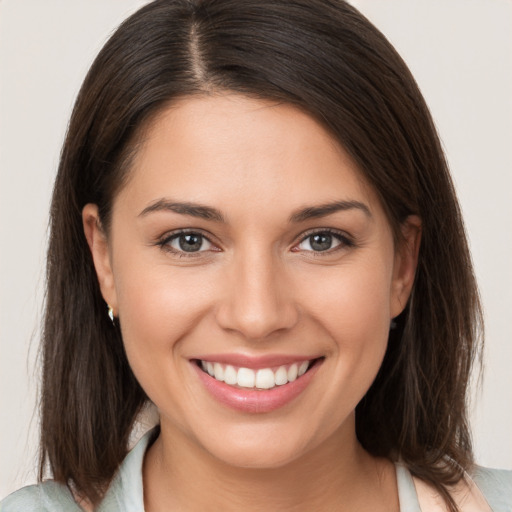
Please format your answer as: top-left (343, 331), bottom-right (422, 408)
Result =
top-left (195, 358), bottom-right (322, 390)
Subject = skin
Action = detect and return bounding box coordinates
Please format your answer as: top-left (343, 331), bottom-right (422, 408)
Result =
top-left (83, 94), bottom-right (421, 511)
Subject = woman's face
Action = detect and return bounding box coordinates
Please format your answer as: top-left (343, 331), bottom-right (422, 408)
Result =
top-left (84, 94), bottom-right (419, 468)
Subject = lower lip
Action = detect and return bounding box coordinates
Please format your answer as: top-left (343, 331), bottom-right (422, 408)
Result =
top-left (192, 361), bottom-right (322, 413)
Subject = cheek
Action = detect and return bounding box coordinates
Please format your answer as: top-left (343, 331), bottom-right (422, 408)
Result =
top-left (301, 257), bottom-right (394, 341)
top-left (113, 263), bottom-right (222, 434)
top-left (113, 258), bottom-right (212, 380)
top-left (298, 258), bottom-right (393, 404)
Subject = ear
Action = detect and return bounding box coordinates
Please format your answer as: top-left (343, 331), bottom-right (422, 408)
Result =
top-left (390, 215), bottom-right (422, 318)
top-left (82, 204), bottom-right (118, 315)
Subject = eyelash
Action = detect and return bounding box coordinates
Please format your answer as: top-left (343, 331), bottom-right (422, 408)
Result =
top-left (293, 228), bottom-right (355, 256)
top-left (156, 228), bottom-right (355, 258)
top-left (156, 229), bottom-right (217, 258)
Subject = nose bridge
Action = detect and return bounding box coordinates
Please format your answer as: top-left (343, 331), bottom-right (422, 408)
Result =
top-left (216, 245), bottom-right (298, 340)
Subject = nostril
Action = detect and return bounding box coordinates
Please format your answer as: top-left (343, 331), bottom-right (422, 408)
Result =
top-left (215, 303), bottom-right (300, 341)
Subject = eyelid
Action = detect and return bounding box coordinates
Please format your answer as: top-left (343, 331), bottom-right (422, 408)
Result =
top-left (292, 227), bottom-right (355, 253)
top-left (155, 227), bottom-right (355, 258)
top-left (157, 228), bottom-right (220, 257)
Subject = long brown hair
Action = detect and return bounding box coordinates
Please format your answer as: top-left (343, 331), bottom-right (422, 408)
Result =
top-left (40, 1), bottom-right (482, 509)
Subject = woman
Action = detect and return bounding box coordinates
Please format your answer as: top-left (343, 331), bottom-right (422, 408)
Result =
top-left (2, 0), bottom-right (511, 510)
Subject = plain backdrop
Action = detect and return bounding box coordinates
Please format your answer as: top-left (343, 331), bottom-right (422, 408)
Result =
top-left (1, 0), bottom-right (511, 499)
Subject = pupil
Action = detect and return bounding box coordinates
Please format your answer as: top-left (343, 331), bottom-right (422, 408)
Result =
top-left (311, 233), bottom-right (332, 251)
top-left (179, 234), bottom-right (202, 252)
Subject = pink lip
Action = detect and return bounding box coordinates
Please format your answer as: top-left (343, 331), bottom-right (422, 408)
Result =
top-left (192, 358), bottom-right (323, 414)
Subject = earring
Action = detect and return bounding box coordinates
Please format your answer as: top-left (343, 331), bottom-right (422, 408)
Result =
top-left (108, 305), bottom-right (115, 324)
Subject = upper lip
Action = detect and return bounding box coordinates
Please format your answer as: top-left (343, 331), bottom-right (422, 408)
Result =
top-left (191, 353), bottom-right (322, 370)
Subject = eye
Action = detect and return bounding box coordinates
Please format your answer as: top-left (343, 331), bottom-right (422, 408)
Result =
top-left (295, 230), bottom-right (353, 253)
top-left (161, 231), bottom-right (214, 255)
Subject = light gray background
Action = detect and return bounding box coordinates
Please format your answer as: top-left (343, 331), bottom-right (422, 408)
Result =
top-left (1, 0), bottom-right (511, 498)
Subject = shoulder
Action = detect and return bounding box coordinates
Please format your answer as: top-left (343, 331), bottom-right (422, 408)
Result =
top-left (0, 481), bottom-right (82, 511)
top-left (0, 427), bottom-right (157, 512)
top-left (471, 466), bottom-right (512, 510)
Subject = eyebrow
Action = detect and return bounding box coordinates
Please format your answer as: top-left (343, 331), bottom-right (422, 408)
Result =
top-left (139, 199), bottom-right (226, 222)
top-left (138, 198), bottom-right (371, 223)
top-left (288, 200), bottom-right (372, 223)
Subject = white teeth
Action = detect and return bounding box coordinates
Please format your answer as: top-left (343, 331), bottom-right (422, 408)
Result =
top-left (224, 364), bottom-right (237, 385)
top-left (298, 361), bottom-right (309, 376)
top-left (237, 367), bottom-right (255, 388)
top-left (256, 368), bottom-right (275, 389)
top-left (200, 360), bottom-right (313, 389)
top-left (287, 363), bottom-right (298, 382)
top-left (275, 366), bottom-right (288, 386)
top-left (213, 362), bottom-right (224, 382)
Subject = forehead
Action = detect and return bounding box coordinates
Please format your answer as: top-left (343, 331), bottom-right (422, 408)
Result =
top-left (115, 93), bottom-right (382, 221)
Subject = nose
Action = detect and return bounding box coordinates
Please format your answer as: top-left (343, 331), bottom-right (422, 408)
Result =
top-left (215, 250), bottom-right (299, 341)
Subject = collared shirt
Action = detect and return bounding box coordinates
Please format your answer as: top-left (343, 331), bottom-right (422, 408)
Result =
top-left (2, 428), bottom-right (511, 511)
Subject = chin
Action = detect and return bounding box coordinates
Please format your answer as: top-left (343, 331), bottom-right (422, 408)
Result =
top-left (193, 422), bottom-right (319, 470)
top-left (212, 444), bottom-right (303, 470)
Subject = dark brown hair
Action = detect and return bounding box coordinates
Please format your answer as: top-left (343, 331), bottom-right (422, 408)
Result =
top-left (40, 1), bottom-right (482, 509)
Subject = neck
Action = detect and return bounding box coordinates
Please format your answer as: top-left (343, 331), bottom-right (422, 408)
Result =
top-left (143, 415), bottom-right (399, 512)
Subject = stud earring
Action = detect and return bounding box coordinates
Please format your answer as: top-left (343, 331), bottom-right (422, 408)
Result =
top-left (108, 305), bottom-right (115, 324)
